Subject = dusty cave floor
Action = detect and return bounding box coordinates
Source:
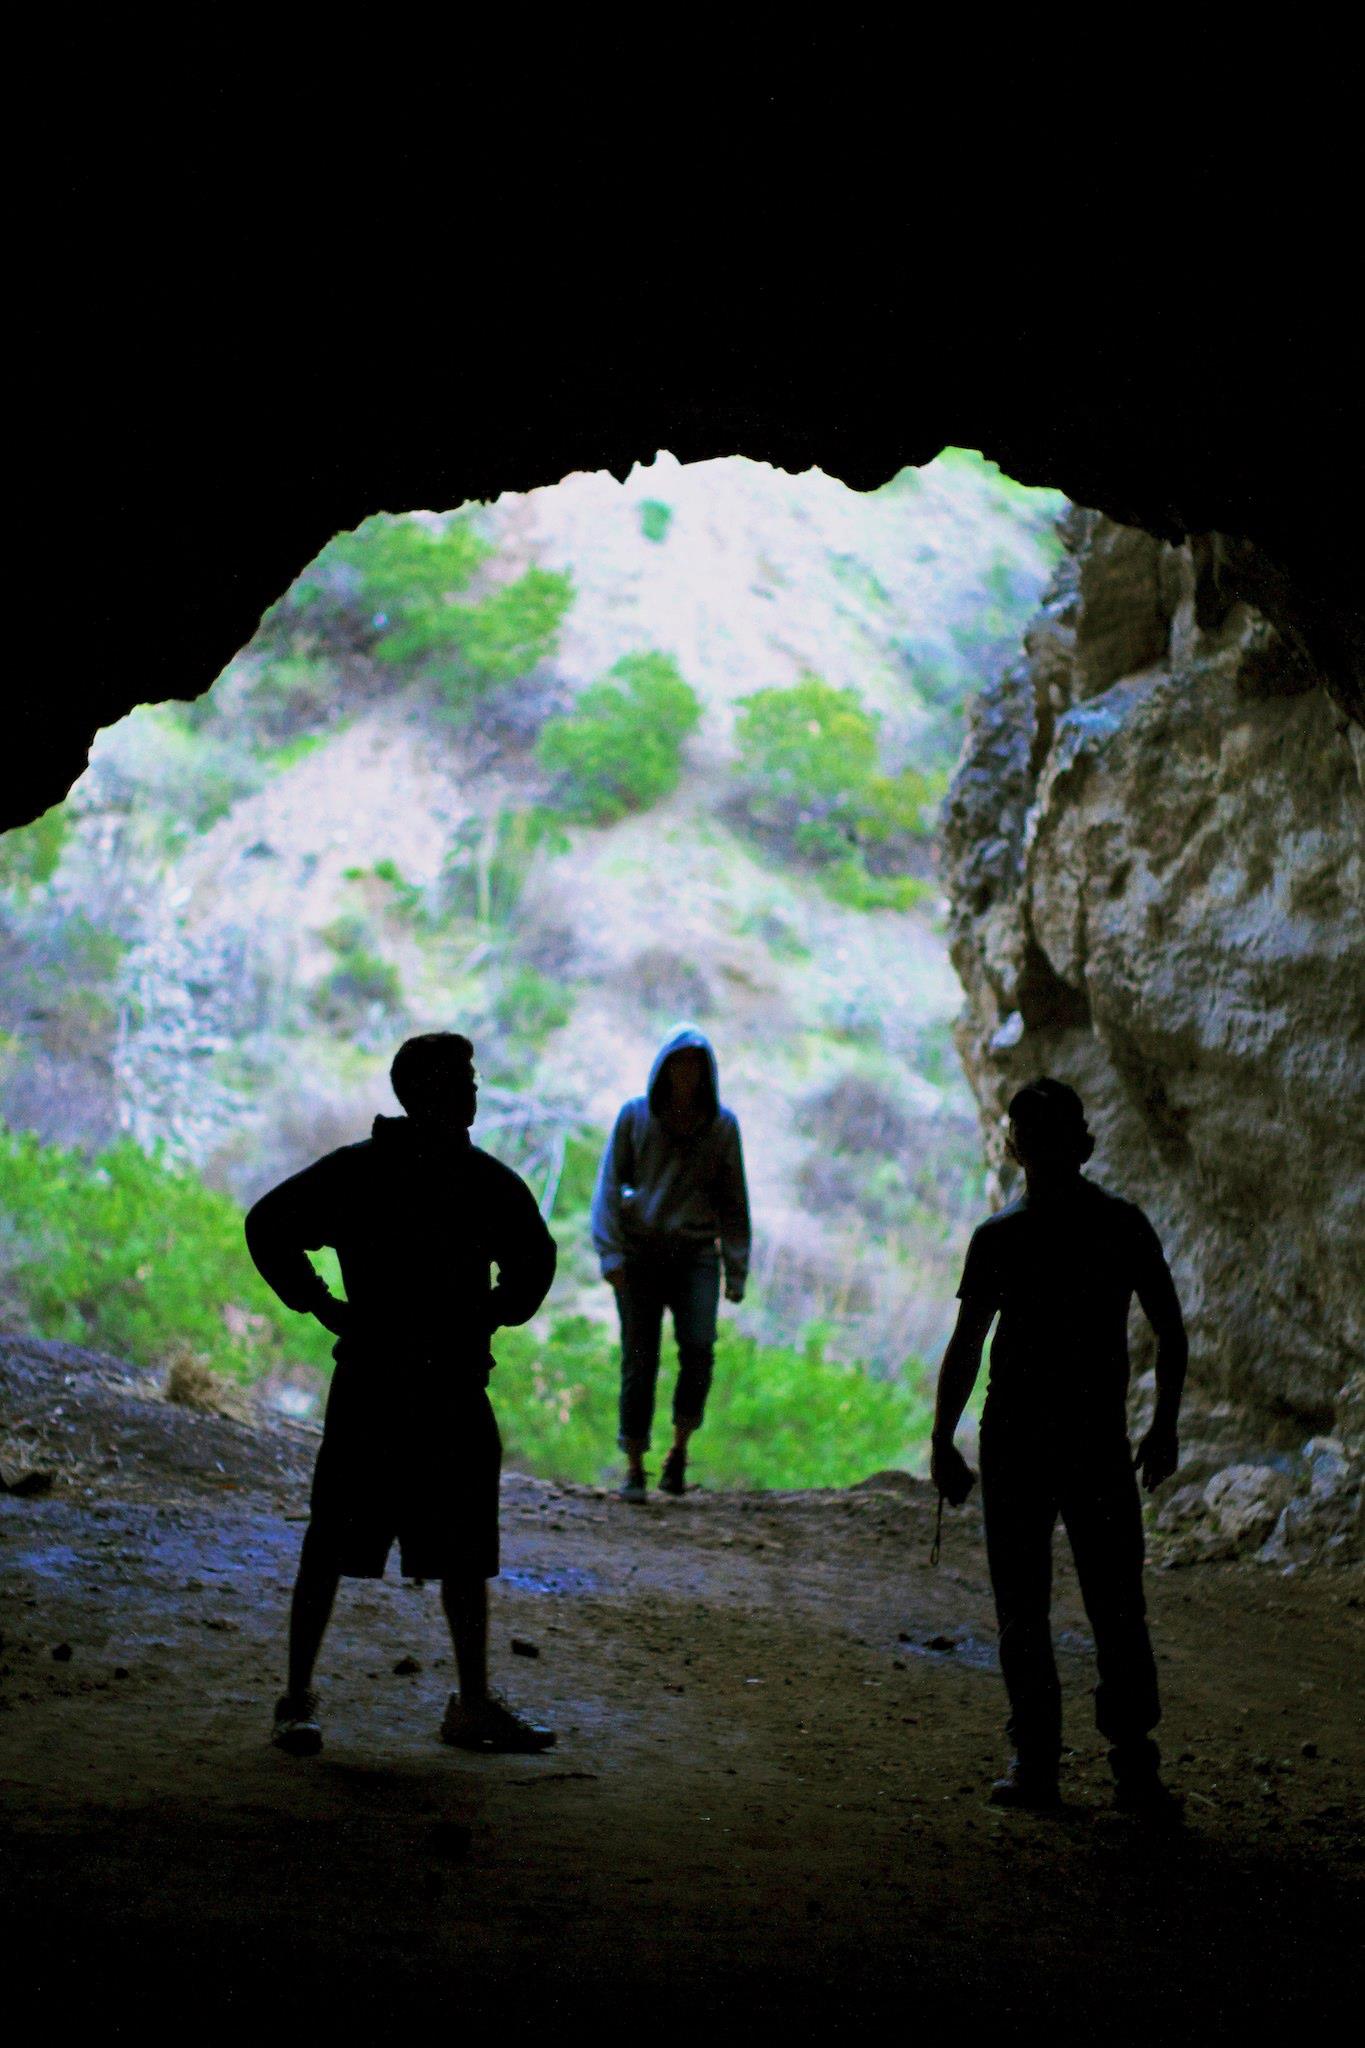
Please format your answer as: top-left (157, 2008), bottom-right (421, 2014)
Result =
top-left (1, 1338), bottom-right (1362, 2036)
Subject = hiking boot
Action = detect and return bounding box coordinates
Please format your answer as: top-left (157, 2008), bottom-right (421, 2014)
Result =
top-left (272, 1689), bottom-right (322, 1757)
top-left (619, 1473), bottom-right (648, 1504)
top-left (988, 1759), bottom-right (1062, 1811)
top-left (658, 1448), bottom-right (687, 1497)
top-left (440, 1691), bottom-right (556, 1753)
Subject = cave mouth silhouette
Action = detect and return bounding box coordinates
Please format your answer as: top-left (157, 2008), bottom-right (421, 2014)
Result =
top-left (2, 446), bottom-right (1075, 1489)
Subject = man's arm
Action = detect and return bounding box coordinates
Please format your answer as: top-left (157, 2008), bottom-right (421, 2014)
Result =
top-left (1132, 1217), bottom-right (1187, 1490)
top-left (717, 1114), bottom-right (751, 1303)
top-left (244, 1155), bottom-right (350, 1334)
top-left (487, 1172), bottom-right (558, 1331)
top-left (589, 1105), bottom-right (633, 1288)
top-left (930, 1297), bottom-right (995, 1503)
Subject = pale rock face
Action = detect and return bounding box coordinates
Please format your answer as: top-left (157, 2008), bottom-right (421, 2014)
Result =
top-left (942, 510), bottom-right (1365, 1555)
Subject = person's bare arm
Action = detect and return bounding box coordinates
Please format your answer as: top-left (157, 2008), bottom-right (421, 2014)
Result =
top-left (930, 1297), bottom-right (995, 1503)
top-left (1133, 1233), bottom-right (1188, 1490)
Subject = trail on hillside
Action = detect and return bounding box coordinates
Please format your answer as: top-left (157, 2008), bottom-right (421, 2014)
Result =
top-left (2, 1336), bottom-right (1360, 2033)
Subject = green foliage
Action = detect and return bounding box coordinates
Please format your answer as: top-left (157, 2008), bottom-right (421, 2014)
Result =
top-left (493, 966), bottom-right (572, 1046)
top-left (370, 858), bottom-right (425, 921)
top-left (493, 1315), bottom-right (930, 1487)
top-left (280, 515), bottom-right (573, 717)
top-left (441, 807), bottom-right (571, 928)
top-left (638, 499), bottom-right (673, 543)
top-left (0, 1130), bottom-right (334, 1380)
top-left (731, 677), bottom-right (941, 912)
top-left (822, 862), bottom-right (935, 913)
top-left (553, 1131), bottom-right (604, 1215)
top-left (246, 654), bottom-right (340, 744)
top-left (536, 651), bottom-right (703, 824)
top-left (310, 917), bottom-right (403, 1024)
top-left (0, 806), bottom-right (69, 895)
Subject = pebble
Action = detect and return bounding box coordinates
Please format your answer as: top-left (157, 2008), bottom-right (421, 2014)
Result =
top-left (1300, 1740), bottom-right (1318, 1759)
top-left (51, 1643), bottom-right (73, 1662)
top-left (511, 1638), bottom-right (540, 1659)
top-left (392, 1655), bottom-right (422, 1675)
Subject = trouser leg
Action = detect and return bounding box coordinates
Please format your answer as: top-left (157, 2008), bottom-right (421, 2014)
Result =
top-left (287, 1523), bottom-right (341, 1697)
top-left (616, 1264), bottom-right (666, 1452)
top-left (668, 1253), bottom-right (720, 1430)
top-left (981, 1433), bottom-right (1063, 1772)
top-left (1059, 1444), bottom-right (1161, 1779)
top-left (442, 1572), bottom-right (489, 1708)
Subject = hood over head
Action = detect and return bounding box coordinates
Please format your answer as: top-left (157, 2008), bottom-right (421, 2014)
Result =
top-left (647, 1025), bottom-right (720, 1121)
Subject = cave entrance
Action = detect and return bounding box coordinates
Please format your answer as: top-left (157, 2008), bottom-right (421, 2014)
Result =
top-left (0, 449), bottom-right (1068, 1489)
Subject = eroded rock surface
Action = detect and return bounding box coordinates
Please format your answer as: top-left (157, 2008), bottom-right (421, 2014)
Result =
top-left (942, 510), bottom-right (1365, 1559)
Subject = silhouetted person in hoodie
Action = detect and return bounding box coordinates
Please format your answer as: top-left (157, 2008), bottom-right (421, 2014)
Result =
top-left (245, 1032), bottom-right (558, 1757)
top-left (931, 1078), bottom-right (1186, 1820)
top-left (592, 1026), bottom-right (751, 1501)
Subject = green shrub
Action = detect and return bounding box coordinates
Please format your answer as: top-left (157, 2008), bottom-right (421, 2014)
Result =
top-left (492, 1314), bottom-right (929, 1487)
top-left (493, 966), bottom-right (573, 1046)
top-left (276, 515), bottom-right (573, 717)
top-left (0, 1130), bottom-right (335, 1379)
top-left (0, 806), bottom-right (69, 895)
top-left (638, 499), bottom-right (673, 543)
top-left (732, 676), bottom-right (941, 911)
top-left (536, 651), bottom-right (702, 824)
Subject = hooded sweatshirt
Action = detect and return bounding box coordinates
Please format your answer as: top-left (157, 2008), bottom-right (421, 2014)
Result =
top-left (590, 1027), bottom-right (751, 1286)
top-left (244, 1114), bottom-right (557, 1378)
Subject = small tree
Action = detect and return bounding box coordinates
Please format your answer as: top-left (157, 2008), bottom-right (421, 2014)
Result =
top-left (536, 652), bottom-right (702, 824)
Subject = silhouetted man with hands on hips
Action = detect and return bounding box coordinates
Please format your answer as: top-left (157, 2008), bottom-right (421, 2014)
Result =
top-left (246, 1032), bottom-right (558, 1758)
top-left (931, 1078), bottom-right (1186, 1818)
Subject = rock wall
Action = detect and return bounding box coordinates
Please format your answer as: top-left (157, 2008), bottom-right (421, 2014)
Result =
top-left (941, 510), bottom-right (1364, 1552)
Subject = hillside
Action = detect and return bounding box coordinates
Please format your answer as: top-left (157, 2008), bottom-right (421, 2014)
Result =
top-left (0, 451), bottom-right (1064, 1477)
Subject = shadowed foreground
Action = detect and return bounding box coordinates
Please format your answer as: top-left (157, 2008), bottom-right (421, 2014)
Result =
top-left (1, 1337), bottom-right (1360, 2034)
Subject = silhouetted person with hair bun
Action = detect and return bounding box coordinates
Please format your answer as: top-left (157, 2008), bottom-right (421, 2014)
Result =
top-left (931, 1077), bottom-right (1187, 1818)
top-left (245, 1031), bottom-right (558, 1757)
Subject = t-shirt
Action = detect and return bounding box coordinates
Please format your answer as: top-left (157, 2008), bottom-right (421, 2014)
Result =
top-left (956, 1177), bottom-right (1177, 1431)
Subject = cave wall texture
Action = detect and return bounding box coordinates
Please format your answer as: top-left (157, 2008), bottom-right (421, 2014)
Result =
top-left (942, 512), bottom-right (1364, 1442)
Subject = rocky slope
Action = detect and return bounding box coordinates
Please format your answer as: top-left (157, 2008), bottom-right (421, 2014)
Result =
top-left (942, 510), bottom-right (1365, 1559)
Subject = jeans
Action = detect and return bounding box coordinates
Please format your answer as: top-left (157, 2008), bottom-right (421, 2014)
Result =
top-left (615, 1248), bottom-right (720, 1450)
top-left (980, 1415), bottom-right (1161, 1778)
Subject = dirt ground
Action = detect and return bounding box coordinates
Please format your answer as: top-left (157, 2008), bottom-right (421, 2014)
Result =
top-left (2, 1336), bottom-right (1361, 2037)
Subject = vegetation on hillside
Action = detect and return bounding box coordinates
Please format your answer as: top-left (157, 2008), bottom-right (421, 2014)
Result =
top-left (0, 453), bottom-right (1062, 1482)
top-left (732, 675), bottom-right (944, 909)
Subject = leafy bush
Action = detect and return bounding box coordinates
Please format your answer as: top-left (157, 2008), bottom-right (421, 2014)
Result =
top-left (731, 676), bottom-right (943, 909)
top-left (536, 652), bottom-right (702, 824)
top-left (0, 806), bottom-right (69, 895)
top-left (493, 1314), bottom-right (929, 1487)
top-left (0, 1130), bottom-right (335, 1380)
top-left (276, 514), bottom-right (573, 717)
top-left (309, 917), bottom-right (403, 1026)
top-left (638, 499), bottom-right (673, 543)
top-left (493, 965), bottom-right (573, 1046)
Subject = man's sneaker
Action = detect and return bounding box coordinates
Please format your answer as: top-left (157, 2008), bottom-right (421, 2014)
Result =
top-left (988, 1759), bottom-right (1062, 1811)
top-left (619, 1474), bottom-right (648, 1504)
top-left (272, 1690), bottom-right (322, 1756)
top-left (658, 1449), bottom-right (687, 1497)
top-left (439, 1691), bottom-right (556, 1753)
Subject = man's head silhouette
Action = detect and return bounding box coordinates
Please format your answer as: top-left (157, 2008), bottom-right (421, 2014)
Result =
top-left (1006, 1076), bottom-right (1095, 1182)
top-left (390, 1032), bottom-right (478, 1131)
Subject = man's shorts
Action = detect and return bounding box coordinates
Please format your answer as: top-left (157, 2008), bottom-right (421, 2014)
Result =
top-left (307, 1360), bottom-right (502, 1581)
